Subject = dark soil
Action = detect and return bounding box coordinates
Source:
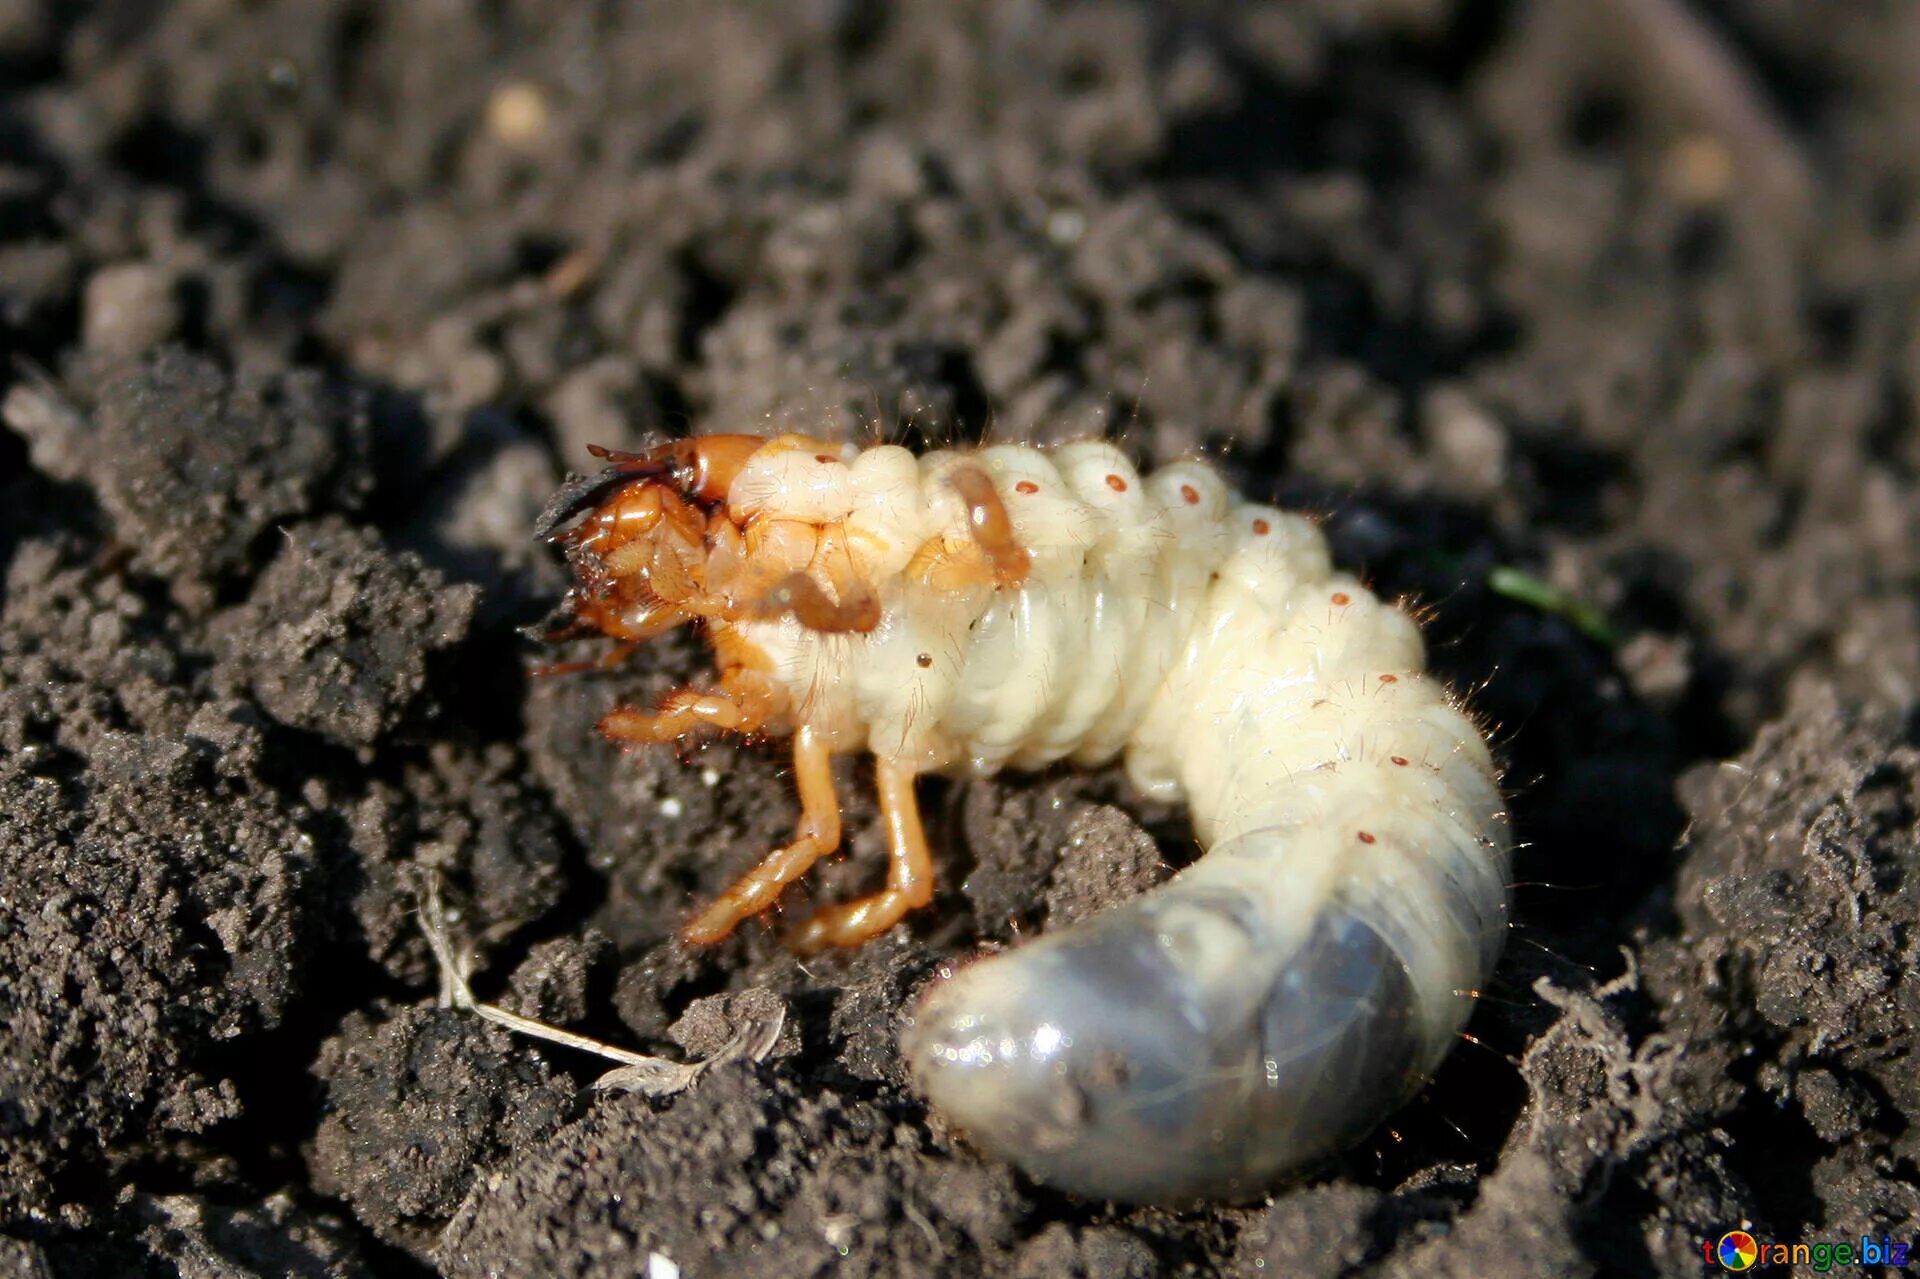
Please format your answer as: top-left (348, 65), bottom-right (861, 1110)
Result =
top-left (3, 2), bottom-right (1918, 1275)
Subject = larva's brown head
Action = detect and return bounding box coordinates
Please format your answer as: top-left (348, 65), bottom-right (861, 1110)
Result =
top-left (535, 430), bottom-right (887, 661)
top-left (534, 435), bottom-right (772, 646)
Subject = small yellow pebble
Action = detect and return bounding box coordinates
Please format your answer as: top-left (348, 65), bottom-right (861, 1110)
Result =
top-left (487, 82), bottom-right (550, 146)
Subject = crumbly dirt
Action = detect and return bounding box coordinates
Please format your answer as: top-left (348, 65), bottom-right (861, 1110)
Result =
top-left (3, 2), bottom-right (1918, 1275)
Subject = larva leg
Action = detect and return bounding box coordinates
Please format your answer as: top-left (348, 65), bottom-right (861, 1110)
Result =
top-left (788, 758), bottom-right (933, 952)
top-left (949, 465), bottom-right (1031, 588)
top-left (598, 667), bottom-right (780, 744)
top-left (680, 724), bottom-right (842, 944)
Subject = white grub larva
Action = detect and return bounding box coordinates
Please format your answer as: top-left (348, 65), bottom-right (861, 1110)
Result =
top-left (539, 432), bottom-right (1511, 1203)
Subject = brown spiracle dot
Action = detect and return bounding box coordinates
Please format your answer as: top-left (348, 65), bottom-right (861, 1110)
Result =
top-left (1180, 484), bottom-right (1200, 505)
top-left (1331, 592), bottom-right (1351, 606)
top-left (1356, 831), bottom-right (1377, 845)
top-left (1106, 474), bottom-right (1128, 492)
top-left (1015, 480), bottom-right (1039, 495)
top-left (916, 653), bottom-right (933, 668)
top-left (1251, 518), bottom-right (1271, 535)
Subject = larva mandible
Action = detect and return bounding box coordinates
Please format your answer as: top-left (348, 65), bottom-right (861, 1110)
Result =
top-left (537, 431), bottom-right (1511, 1203)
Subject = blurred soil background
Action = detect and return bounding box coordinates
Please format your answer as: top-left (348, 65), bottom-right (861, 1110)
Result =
top-left (2, 1), bottom-right (1919, 1275)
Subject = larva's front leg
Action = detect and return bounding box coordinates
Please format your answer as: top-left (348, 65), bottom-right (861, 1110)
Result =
top-left (770, 465), bottom-right (1018, 950)
top-left (597, 667), bottom-right (782, 745)
top-left (789, 758), bottom-right (934, 952)
top-left (680, 724), bottom-right (843, 944)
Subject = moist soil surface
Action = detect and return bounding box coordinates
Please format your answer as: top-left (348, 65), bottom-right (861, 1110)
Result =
top-left (3, 2), bottom-right (1919, 1276)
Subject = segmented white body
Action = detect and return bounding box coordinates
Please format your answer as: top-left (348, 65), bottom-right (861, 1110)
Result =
top-left (722, 440), bottom-right (1510, 1202)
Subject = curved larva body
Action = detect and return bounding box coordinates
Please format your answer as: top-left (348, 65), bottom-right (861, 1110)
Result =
top-left (545, 434), bottom-right (1510, 1203)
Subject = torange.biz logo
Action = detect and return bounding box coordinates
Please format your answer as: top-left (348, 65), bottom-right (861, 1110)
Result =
top-left (1706, 1230), bottom-right (1911, 1272)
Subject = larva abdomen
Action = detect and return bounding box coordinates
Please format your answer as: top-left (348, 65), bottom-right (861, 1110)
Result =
top-left (899, 459), bottom-right (1509, 1201)
top-left (544, 432), bottom-right (1510, 1202)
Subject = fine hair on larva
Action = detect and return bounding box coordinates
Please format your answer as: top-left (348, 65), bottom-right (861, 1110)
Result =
top-left (536, 430), bottom-right (1512, 1203)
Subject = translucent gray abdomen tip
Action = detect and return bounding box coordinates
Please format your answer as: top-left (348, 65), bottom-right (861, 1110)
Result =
top-left (902, 888), bottom-right (1427, 1203)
